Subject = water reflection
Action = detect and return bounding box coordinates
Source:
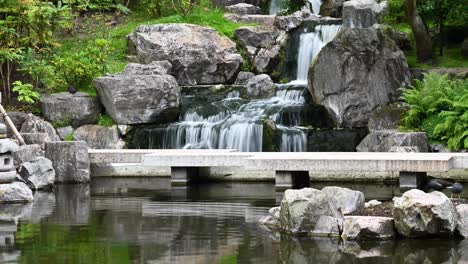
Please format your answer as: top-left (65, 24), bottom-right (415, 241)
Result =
top-left (0, 181), bottom-right (467, 263)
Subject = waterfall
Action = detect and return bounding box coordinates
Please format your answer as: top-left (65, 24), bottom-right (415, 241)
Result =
top-left (292, 24), bottom-right (342, 85)
top-left (309, 0), bottom-right (323, 15)
top-left (138, 88), bottom-right (308, 152)
top-left (269, 0), bottom-right (286, 15)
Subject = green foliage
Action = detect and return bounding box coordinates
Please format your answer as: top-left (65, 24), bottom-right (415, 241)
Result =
top-left (400, 73), bottom-right (468, 150)
top-left (53, 38), bottom-right (111, 91)
top-left (52, 118), bottom-right (73, 128)
top-left (383, 0), bottom-right (406, 25)
top-left (98, 114), bottom-right (115, 126)
top-left (12, 80), bottom-right (40, 104)
top-left (405, 48), bottom-right (468, 69)
top-left (64, 132), bottom-right (75, 141)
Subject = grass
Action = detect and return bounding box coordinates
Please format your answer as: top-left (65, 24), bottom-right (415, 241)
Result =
top-left (97, 114), bottom-right (115, 127)
top-left (56, 6), bottom-right (249, 74)
top-left (405, 48), bottom-right (468, 69)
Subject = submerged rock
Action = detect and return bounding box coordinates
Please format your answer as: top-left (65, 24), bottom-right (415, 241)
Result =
top-left (342, 216), bottom-right (395, 240)
top-left (19, 157), bottom-right (55, 190)
top-left (40, 92), bottom-right (102, 127)
top-left (342, 0), bottom-right (388, 28)
top-left (279, 188), bottom-right (343, 236)
top-left (309, 27), bottom-right (411, 128)
top-left (225, 3), bottom-right (261, 15)
top-left (74, 125), bottom-right (125, 149)
top-left (0, 182), bottom-right (34, 203)
top-left (259, 206), bottom-right (281, 229)
top-left (127, 23), bottom-right (242, 85)
top-left (393, 189), bottom-right (457, 237)
top-left (45, 141), bottom-right (90, 183)
top-left (356, 131), bottom-right (429, 152)
top-left (322, 186), bottom-right (365, 214)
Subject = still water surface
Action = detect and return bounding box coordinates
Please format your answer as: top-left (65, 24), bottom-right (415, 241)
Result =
top-left (1, 178), bottom-right (468, 264)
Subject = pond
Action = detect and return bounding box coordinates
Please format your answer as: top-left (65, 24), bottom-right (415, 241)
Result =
top-left (1, 178), bottom-right (468, 263)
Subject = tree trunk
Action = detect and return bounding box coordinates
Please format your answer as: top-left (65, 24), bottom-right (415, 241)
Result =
top-left (404, 0), bottom-right (434, 63)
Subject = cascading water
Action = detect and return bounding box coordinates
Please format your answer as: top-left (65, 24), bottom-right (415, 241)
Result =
top-left (134, 89), bottom-right (308, 152)
top-left (269, 0), bottom-right (287, 15)
top-left (308, 0), bottom-right (323, 15)
top-left (292, 24), bottom-right (342, 84)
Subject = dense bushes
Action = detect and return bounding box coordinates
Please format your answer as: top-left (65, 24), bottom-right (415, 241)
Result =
top-left (401, 73), bottom-right (468, 150)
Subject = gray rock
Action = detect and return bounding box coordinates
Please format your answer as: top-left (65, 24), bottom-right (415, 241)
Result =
top-left (389, 146), bottom-right (420, 152)
top-left (259, 206), bottom-right (280, 229)
top-left (322, 186), bottom-right (365, 214)
top-left (368, 104), bottom-right (407, 131)
top-left (20, 133), bottom-right (51, 145)
top-left (246, 74), bottom-right (276, 99)
top-left (127, 23), bottom-right (243, 85)
top-left (45, 141), bottom-right (90, 183)
top-left (0, 139), bottom-right (19, 154)
top-left (0, 171), bottom-right (17, 184)
top-left (0, 182), bottom-right (34, 203)
top-left (122, 61), bottom-right (172, 76)
top-left (20, 115), bottom-right (60, 141)
top-left (279, 188), bottom-right (343, 236)
top-left (117, 125), bottom-right (129, 136)
top-left (309, 28), bottom-right (412, 128)
top-left (343, 0), bottom-right (387, 28)
top-left (224, 14), bottom-right (276, 26)
top-left (39, 92), bottom-right (102, 127)
top-left (275, 11), bottom-right (306, 32)
top-left (430, 68), bottom-right (468, 80)
top-left (212, 0), bottom-right (262, 8)
top-left (19, 157), bottom-right (55, 190)
top-left (74, 125), bottom-right (125, 149)
top-left (234, 71), bottom-right (255, 85)
top-left (462, 38), bottom-right (468, 59)
top-left (0, 112), bottom-right (29, 138)
top-left (253, 45), bottom-right (282, 74)
top-left (356, 131), bottom-right (429, 152)
top-left (94, 74), bottom-right (181, 125)
top-left (380, 25), bottom-right (412, 51)
top-left (365, 199), bottom-right (382, 207)
top-left (234, 26), bottom-right (278, 49)
top-left (12, 144), bottom-right (43, 167)
top-left (342, 216), bottom-right (395, 240)
top-left (56, 126), bottom-right (74, 140)
top-left (456, 204), bottom-right (468, 238)
top-left (225, 3), bottom-right (261, 15)
top-left (393, 189), bottom-right (456, 237)
top-left (320, 0), bottom-right (348, 17)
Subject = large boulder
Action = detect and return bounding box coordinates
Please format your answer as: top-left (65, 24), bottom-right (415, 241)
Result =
top-left (456, 204), bottom-right (468, 238)
top-left (122, 61), bottom-right (172, 75)
top-left (127, 23), bottom-right (243, 85)
top-left (18, 157), bottom-right (55, 190)
top-left (342, 216), bottom-right (395, 240)
top-left (45, 141), bottom-right (90, 183)
top-left (225, 3), bottom-right (261, 14)
top-left (393, 189), bottom-right (457, 237)
top-left (253, 45), bottom-right (283, 74)
top-left (39, 92), bottom-right (102, 127)
top-left (279, 188), bottom-right (343, 236)
top-left (245, 74), bottom-right (276, 99)
top-left (309, 28), bottom-right (412, 128)
top-left (0, 182), bottom-right (34, 203)
top-left (234, 71), bottom-right (255, 85)
top-left (342, 0), bottom-right (388, 28)
top-left (320, 0), bottom-right (347, 17)
top-left (20, 115), bottom-right (60, 141)
top-left (321, 186), bottom-right (365, 214)
top-left (356, 131), bottom-right (429, 152)
top-left (74, 125), bottom-right (125, 149)
top-left (234, 26), bottom-right (278, 49)
top-left (94, 74), bottom-right (180, 125)
top-left (367, 103), bottom-right (407, 131)
top-left (12, 144), bottom-right (43, 168)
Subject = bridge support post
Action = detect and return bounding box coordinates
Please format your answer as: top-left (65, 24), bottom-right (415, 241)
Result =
top-left (275, 171), bottom-right (309, 190)
top-left (399, 171), bottom-right (427, 191)
top-left (171, 167), bottom-right (200, 186)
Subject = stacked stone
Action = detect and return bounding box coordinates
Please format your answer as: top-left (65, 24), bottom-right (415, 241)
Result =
top-left (0, 139), bottom-right (19, 184)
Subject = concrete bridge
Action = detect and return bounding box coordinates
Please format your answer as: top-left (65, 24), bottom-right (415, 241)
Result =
top-left (88, 149), bottom-right (468, 190)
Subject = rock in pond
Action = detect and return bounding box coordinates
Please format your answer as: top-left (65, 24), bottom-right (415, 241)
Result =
top-left (40, 92), bottom-right (102, 127)
top-left (356, 131), bottom-right (429, 152)
top-left (45, 141), bottom-right (90, 183)
top-left (259, 206), bottom-right (280, 229)
top-left (0, 182), bottom-right (34, 203)
top-left (342, 216), bottom-right (395, 240)
top-left (309, 27), bottom-right (411, 128)
top-left (19, 157), bottom-right (55, 190)
top-left (322, 186), bottom-right (365, 214)
top-left (74, 125), bottom-right (125, 149)
top-left (393, 189), bottom-right (457, 237)
top-left (127, 23), bottom-right (243, 85)
top-left (279, 188), bottom-right (343, 236)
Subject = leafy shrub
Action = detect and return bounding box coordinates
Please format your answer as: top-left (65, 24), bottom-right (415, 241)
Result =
top-left (12, 81), bottom-right (41, 104)
top-left (98, 114), bottom-right (115, 127)
top-left (401, 73), bottom-right (468, 150)
top-left (64, 132), bottom-right (75, 141)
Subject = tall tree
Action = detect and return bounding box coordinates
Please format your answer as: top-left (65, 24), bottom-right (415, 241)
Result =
top-left (404, 0), bottom-right (434, 63)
